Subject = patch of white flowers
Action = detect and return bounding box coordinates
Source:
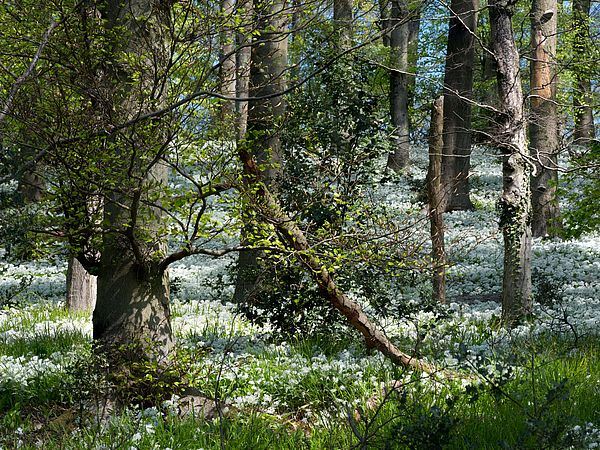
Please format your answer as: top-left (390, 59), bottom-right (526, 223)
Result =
top-left (0, 146), bottom-right (599, 443)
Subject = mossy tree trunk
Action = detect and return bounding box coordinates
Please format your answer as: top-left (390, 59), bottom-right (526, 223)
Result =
top-left (489, 0), bottom-right (533, 325)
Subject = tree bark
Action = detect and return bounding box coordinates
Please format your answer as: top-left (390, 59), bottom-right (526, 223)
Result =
top-left (441, 0), bottom-right (478, 211)
top-left (529, 0), bottom-right (561, 238)
top-left (233, 0), bottom-right (288, 303)
top-left (572, 0), bottom-right (595, 145)
top-left (236, 0), bottom-right (252, 140)
top-left (407, 10), bottom-right (420, 127)
top-left (66, 256), bottom-right (97, 312)
top-left (92, 0), bottom-right (174, 361)
top-left (220, 0), bottom-right (237, 121)
top-left (386, 0), bottom-right (411, 172)
top-left (427, 96), bottom-right (446, 304)
top-left (489, 0), bottom-right (533, 326)
top-left (334, 0), bottom-right (353, 48)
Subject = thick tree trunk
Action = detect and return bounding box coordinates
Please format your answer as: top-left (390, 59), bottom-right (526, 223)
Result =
top-left (573, 0), bottom-right (595, 145)
top-left (530, 0), bottom-right (561, 238)
top-left (92, 0), bottom-right (174, 361)
top-left (386, 0), bottom-right (411, 171)
top-left (489, 0), bottom-right (532, 326)
top-left (428, 97), bottom-right (446, 304)
top-left (233, 0), bottom-right (287, 303)
top-left (94, 162), bottom-right (173, 361)
top-left (66, 256), bottom-right (97, 312)
top-left (94, 251), bottom-right (172, 361)
top-left (441, 0), bottom-right (478, 211)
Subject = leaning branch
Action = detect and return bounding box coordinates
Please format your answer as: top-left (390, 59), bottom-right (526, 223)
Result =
top-left (237, 148), bottom-right (435, 373)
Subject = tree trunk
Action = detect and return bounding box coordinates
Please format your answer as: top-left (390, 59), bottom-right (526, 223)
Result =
top-left (92, 0), bottom-right (174, 361)
top-left (530, 0), bottom-right (561, 238)
top-left (334, 0), bottom-right (353, 47)
top-left (94, 245), bottom-right (172, 361)
top-left (441, 0), bottom-right (478, 211)
top-left (407, 10), bottom-right (420, 128)
top-left (220, 0), bottom-right (237, 121)
top-left (572, 0), bottom-right (595, 145)
top-left (236, 0), bottom-right (252, 139)
top-left (66, 256), bottom-right (97, 312)
top-left (489, 0), bottom-right (532, 326)
top-left (427, 96), bottom-right (446, 304)
top-left (378, 0), bottom-right (391, 47)
top-left (386, 0), bottom-right (411, 172)
top-left (233, 0), bottom-right (287, 303)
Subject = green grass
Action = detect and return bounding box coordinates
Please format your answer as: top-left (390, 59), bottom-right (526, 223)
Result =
top-left (1, 302), bottom-right (600, 449)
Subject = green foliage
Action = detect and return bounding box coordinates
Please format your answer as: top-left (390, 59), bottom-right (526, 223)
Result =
top-left (561, 141), bottom-right (600, 238)
top-left (107, 344), bottom-right (205, 408)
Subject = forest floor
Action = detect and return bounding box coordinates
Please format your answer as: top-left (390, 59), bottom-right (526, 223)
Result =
top-left (1, 147), bottom-right (600, 449)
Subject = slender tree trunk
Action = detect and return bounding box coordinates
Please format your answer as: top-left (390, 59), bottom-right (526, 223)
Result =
top-left (386, 0), bottom-right (411, 171)
top-left (530, 0), bottom-right (561, 238)
top-left (379, 0), bottom-right (391, 47)
top-left (489, 0), bottom-right (532, 326)
top-left (428, 97), bottom-right (446, 304)
top-left (234, 0), bottom-right (287, 303)
top-left (441, 0), bottom-right (478, 211)
top-left (92, 0), bottom-right (174, 361)
top-left (220, 0), bottom-right (237, 121)
top-left (334, 0), bottom-right (353, 47)
top-left (407, 10), bottom-right (420, 127)
top-left (236, 0), bottom-right (252, 139)
top-left (573, 0), bottom-right (595, 145)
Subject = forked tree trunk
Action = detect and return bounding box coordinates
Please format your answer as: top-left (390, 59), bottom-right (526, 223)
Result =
top-left (233, 0), bottom-right (287, 303)
top-left (489, 0), bottom-right (532, 325)
top-left (441, 0), bottom-right (478, 211)
top-left (386, 0), bottom-right (411, 171)
top-left (427, 96), bottom-right (446, 304)
top-left (573, 0), bottom-right (595, 145)
top-left (66, 256), bottom-right (97, 312)
top-left (530, 0), bottom-right (561, 238)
